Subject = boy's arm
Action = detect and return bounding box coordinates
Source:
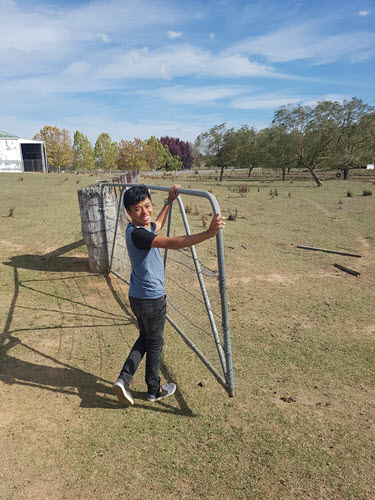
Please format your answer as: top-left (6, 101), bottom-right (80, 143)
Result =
top-left (154, 184), bottom-right (181, 232)
top-left (151, 214), bottom-right (225, 250)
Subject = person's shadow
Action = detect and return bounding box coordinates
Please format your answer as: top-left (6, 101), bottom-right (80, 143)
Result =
top-left (1, 241), bottom-right (195, 417)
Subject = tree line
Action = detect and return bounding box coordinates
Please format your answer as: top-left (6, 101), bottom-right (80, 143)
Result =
top-left (195, 97), bottom-right (375, 186)
top-left (34, 97), bottom-right (375, 185)
top-left (33, 128), bottom-right (193, 173)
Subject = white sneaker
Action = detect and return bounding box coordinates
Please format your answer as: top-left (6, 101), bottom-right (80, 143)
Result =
top-left (113, 378), bottom-right (134, 406)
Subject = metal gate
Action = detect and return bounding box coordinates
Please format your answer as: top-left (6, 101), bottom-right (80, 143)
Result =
top-left (100, 183), bottom-right (234, 397)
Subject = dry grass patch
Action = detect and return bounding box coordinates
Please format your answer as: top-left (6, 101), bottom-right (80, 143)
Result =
top-left (0, 172), bottom-right (374, 500)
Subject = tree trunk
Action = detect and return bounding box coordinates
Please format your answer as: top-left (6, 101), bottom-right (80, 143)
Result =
top-left (282, 166), bottom-right (286, 181)
top-left (219, 165), bottom-right (224, 181)
top-left (343, 167), bottom-right (349, 180)
top-left (248, 165), bottom-right (255, 177)
top-left (307, 166), bottom-right (323, 187)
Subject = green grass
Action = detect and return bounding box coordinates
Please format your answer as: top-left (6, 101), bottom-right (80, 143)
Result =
top-left (0, 171), bottom-right (374, 499)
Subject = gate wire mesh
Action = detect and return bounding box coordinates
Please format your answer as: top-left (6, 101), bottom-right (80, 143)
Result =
top-left (101, 183), bottom-right (234, 396)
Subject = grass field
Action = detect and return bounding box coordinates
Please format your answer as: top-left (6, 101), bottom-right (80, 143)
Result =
top-left (0, 171), bottom-right (374, 499)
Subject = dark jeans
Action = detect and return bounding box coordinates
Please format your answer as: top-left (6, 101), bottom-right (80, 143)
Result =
top-left (120, 295), bottom-right (166, 396)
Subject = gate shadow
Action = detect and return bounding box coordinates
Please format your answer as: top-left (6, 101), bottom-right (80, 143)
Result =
top-left (1, 241), bottom-right (195, 416)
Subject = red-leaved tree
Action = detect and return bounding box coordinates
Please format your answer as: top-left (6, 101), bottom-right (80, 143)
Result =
top-left (160, 136), bottom-right (192, 169)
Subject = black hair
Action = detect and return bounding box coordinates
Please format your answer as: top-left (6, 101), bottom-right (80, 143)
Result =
top-left (123, 185), bottom-right (151, 210)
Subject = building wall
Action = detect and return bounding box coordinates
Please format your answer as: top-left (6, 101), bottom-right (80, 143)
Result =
top-left (0, 139), bottom-right (23, 172)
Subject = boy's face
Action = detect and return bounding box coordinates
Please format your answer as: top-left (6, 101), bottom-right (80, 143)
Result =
top-left (127, 197), bottom-right (153, 227)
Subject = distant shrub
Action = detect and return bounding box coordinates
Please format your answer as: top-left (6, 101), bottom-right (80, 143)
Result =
top-left (8, 207), bottom-right (15, 218)
top-left (234, 184), bottom-right (249, 197)
top-left (185, 203), bottom-right (192, 214)
top-left (363, 189), bottom-right (372, 196)
top-left (228, 208), bottom-right (238, 221)
top-left (17, 177), bottom-right (23, 182)
top-left (274, 188), bottom-right (278, 196)
top-left (346, 190), bottom-right (353, 197)
top-left (201, 214), bottom-right (208, 227)
top-left (288, 192), bottom-right (291, 198)
top-left (194, 205), bottom-right (200, 215)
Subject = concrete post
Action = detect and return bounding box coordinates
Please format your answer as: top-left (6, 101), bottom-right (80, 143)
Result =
top-left (77, 183), bottom-right (109, 273)
top-left (77, 172), bottom-right (139, 273)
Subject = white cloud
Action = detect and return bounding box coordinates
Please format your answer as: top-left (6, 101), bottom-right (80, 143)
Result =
top-left (2, 111), bottom-right (211, 144)
top-left (168, 30), bottom-right (182, 39)
top-left (0, 0), bottom-right (193, 63)
top-left (100, 44), bottom-right (276, 80)
top-left (98, 33), bottom-right (111, 43)
top-left (209, 33), bottom-right (215, 40)
top-left (142, 85), bottom-right (250, 104)
top-left (232, 95), bottom-right (301, 110)
top-left (232, 93), bottom-right (349, 110)
top-left (228, 22), bottom-right (375, 64)
top-left (358, 10), bottom-right (370, 16)
top-left (62, 61), bottom-right (91, 78)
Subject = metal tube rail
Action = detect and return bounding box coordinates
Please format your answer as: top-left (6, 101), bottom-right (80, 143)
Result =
top-left (163, 202), bottom-right (173, 272)
top-left (166, 316), bottom-right (229, 393)
top-left (176, 194), bottom-right (227, 376)
top-left (108, 186), bottom-right (126, 270)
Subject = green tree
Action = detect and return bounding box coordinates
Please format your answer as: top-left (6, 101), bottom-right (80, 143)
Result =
top-left (165, 154), bottom-right (183, 171)
top-left (117, 138), bottom-right (148, 171)
top-left (257, 126), bottom-right (295, 180)
top-left (273, 98), bottom-right (375, 186)
top-left (73, 131), bottom-right (95, 173)
top-left (195, 123), bottom-right (236, 180)
top-left (234, 126), bottom-right (260, 177)
top-left (190, 141), bottom-right (205, 170)
top-left (318, 98), bottom-right (375, 179)
top-left (33, 125), bottom-right (72, 172)
top-left (94, 133), bottom-right (118, 172)
top-left (145, 136), bottom-right (172, 170)
top-left (273, 104), bottom-right (327, 186)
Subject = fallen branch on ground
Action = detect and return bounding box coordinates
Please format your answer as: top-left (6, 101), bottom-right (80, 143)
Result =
top-left (297, 245), bottom-right (361, 258)
top-left (333, 264), bottom-right (360, 277)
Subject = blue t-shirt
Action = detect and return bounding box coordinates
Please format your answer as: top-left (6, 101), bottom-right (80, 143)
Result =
top-left (125, 222), bottom-right (165, 299)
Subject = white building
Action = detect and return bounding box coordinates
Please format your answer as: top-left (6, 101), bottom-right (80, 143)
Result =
top-left (0, 130), bottom-right (48, 173)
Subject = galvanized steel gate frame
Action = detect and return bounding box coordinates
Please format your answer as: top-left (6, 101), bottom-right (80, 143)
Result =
top-left (100, 183), bottom-right (235, 397)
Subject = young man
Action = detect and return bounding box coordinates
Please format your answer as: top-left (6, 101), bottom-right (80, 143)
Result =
top-left (113, 184), bottom-right (225, 406)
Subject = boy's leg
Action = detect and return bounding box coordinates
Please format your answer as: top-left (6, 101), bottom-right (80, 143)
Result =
top-left (141, 296), bottom-right (167, 397)
top-left (118, 301), bottom-right (147, 386)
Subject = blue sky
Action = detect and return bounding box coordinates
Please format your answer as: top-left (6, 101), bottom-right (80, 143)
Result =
top-left (1, 0), bottom-right (374, 144)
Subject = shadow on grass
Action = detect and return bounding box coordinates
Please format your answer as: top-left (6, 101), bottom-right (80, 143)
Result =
top-left (3, 238), bottom-right (88, 273)
top-left (0, 341), bottom-right (194, 416)
top-left (1, 242), bottom-right (195, 417)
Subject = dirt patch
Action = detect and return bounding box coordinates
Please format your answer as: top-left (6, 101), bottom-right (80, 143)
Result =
top-left (364, 324), bottom-right (375, 336)
top-left (0, 239), bottom-right (25, 253)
